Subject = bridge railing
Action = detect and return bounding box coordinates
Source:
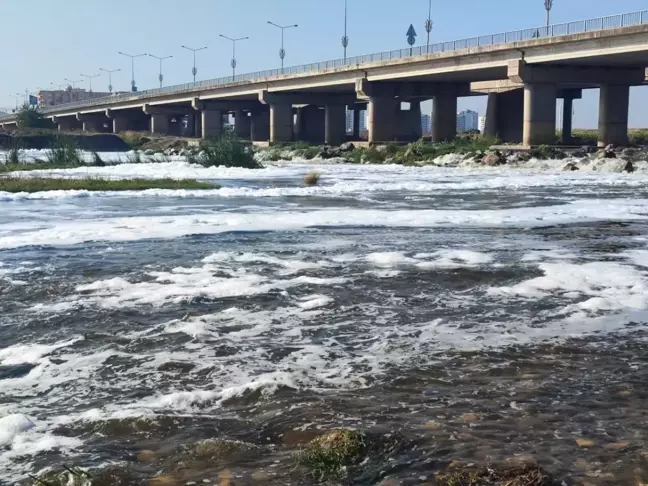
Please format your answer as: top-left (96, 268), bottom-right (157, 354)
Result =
top-left (1, 9), bottom-right (647, 122)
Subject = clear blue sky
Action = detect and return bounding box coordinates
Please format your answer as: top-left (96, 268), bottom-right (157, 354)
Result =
top-left (2, 0), bottom-right (647, 128)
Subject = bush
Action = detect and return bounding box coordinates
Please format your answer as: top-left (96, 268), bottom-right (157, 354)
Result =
top-left (91, 152), bottom-right (105, 167)
top-left (198, 134), bottom-right (261, 168)
top-left (7, 138), bottom-right (23, 165)
top-left (15, 105), bottom-right (56, 129)
top-left (303, 171), bottom-right (320, 185)
top-left (46, 136), bottom-right (82, 166)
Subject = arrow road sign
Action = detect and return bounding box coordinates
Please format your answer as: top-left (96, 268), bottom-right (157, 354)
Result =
top-left (407, 24), bottom-right (417, 46)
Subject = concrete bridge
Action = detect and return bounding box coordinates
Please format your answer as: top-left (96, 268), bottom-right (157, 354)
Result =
top-left (3, 10), bottom-right (648, 148)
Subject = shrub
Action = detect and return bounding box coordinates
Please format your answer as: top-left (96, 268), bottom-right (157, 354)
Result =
top-left (198, 134), bottom-right (261, 168)
top-left (15, 105), bottom-right (56, 129)
top-left (46, 136), bottom-right (82, 166)
top-left (91, 152), bottom-right (105, 167)
top-left (7, 138), bottom-right (23, 165)
top-left (303, 171), bottom-right (320, 185)
top-left (126, 151), bottom-right (142, 164)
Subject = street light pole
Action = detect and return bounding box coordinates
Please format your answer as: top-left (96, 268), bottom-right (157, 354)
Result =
top-left (148, 54), bottom-right (173, 89)
top-left (267, 22), bottom-right (298, 73)
top-left (342, 0), bottom-right (349, 62)
top-left (11, 94), bottom-right (22, 111)
top-left (219, 34), bottom-right (249, 82)
top-left (181, 45), bottom-right (208, 86)
top-left (425, 0), bottom-right (433, 53)
top-left (64, 78), bottom-right (83, 89)
top-left (80, 73), bottom-right (100, 93)
top-left (118, 51), bottom-right (147, 92)
top-left (99, 68), bottom-right (121, 93)
top-left (545, 0), bottom-right (554, 27)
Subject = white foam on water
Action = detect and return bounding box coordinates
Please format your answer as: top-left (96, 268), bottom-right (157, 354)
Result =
top-left (366, 251), bottom-right (417, 267)
top-left (416, 249), bottom-right (493, 269)
top-left (3, 198), bottom-right (648, 249)
top-left (0, 338), bottom-right (82, 366)
top-left (490, 261), bottom-right (648, 313)
top-left (0, 414), bottom-right (35, 447)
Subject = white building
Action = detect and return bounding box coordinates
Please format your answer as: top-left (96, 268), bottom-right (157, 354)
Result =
top-left (359, 111), bottom-right (367, 134)
top-left (457, 110), bottom-right (479, 132)
top-left (421, 114), bottom-right (432, 134)
top-left (478, 115), bottom-right (486, 133)
top-left (345, 110), bottom-right (354, 133)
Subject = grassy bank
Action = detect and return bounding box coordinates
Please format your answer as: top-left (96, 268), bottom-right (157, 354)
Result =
top-left (0, 177), bottom-right (219, 193)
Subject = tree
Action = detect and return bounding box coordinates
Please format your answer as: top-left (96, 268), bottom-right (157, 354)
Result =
top-left (15, 105), bottom-right (55, 129)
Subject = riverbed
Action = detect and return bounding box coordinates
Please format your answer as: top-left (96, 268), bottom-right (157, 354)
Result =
top-left (1, 161), bottom-right (648, 485)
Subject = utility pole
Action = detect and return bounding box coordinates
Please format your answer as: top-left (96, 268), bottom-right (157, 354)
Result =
top-left (267, 21), bottom-right (298, 73)
top-left (99, 68), bottom-right (121, 93)
top-left (64, 78), bottom-right (82, 89)
top-left (80, 73), bottom-right (100, 93)
top-left (545, 0), bottom-right (554, 27)
top-left (181, 45), bottom-right (208, 86)
top-left (219, 34), bottom-right (249, 82)
top-left (118, 51), bottom-right (147, 92)
top-left (148, 53), bottom-right (173, 89)
top-left (425, 0), bottom-right (433, 53)
top-left (342, 0), bottom-right (349, 62)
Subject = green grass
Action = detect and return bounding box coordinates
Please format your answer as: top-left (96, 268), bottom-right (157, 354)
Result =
top-left (0, 177), bottom-right (220, 193)
top-left (198, 134), bottom-right (262, 168)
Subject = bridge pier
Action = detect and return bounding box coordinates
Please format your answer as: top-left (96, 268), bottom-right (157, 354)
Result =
top-left (407, 101), bottom-right (423, 141)
top-left (250, 109), bottom-right (270, 142)
top-left (523, 83), bottom-right (557, 147)
top-left (325, 104), bottom-right (346, 145)
top-left (598, 84), bottom-right (630, 147)
top-left (352, 108), bottom-right (361, 139)
top-left (483, 90), bottom-right (523, 142)
top-left (270, 104), bottom-right (293, 143)
top-left (150, 114), bottom-right (170, 134)
top-left (234, 110), bottom-right (251, 138)
top-left (77, 113), bottom-right (107, 133)
top-left (367, 97), bottom-right (398, 143)
top-left (295, 105), bottom-right (324, 144)
top-left (54, 116), bottom-right (82, 132)
top-left (432, 88), bottom-right (457, 142)
top-left (201, 110), bottom-right (223, 139)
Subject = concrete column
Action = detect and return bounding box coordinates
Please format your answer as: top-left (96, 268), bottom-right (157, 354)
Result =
top-left (352, 109), bottom-right (360, 139)
top-left (112, 116), bottom-right (129, 134)
top-left (325, 104), bottom-right (346, 146)
top-left (250, 109), bottom-right (270, 142)
top-left (598, 84), bottom-right (629, 147)
top-left (432, 92), bottom-right (457, 142)
top-left (523, 83), bottom-right (557, 146)
top-left (367, 97), bottom-right (399, 143)
top-left (296, 106), bottom-right (324, 143)
top-left (270, 104), bottom-right (293, 143)
top-left (234, 110), bottom-right (251, 138)
top-left (201, 110), bottom-right (222, 139)
top-left (483, 93), bottom-right (498, 139)
top-left (407, 101), bottom-right (423, 141)
top-left (150, 114), bottom-right (170, 134)
top-left (562, 97), bottom-right (573, 144)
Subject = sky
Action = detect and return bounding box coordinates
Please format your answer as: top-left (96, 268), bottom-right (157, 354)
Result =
top-left (1, 0), bottom-right (648, 128)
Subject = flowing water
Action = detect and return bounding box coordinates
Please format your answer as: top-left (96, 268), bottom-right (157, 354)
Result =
top-left (2, 161), bottom-right (648, 485)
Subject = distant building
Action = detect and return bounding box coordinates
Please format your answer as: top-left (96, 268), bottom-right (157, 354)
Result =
top-left (457, 109), bottom-right (479, 132)
top-left (359, 111), bottom-right (367, 135)
top-left (478, 115), bottom-right (486, 133)
top-left (345, 110), bottom-right (354, 133)
top-left (37, 88), bottom-right (112, 107)
top-left (421, 114), bottom-right (432, 134)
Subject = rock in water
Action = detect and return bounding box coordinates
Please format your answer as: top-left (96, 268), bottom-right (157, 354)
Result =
top-left (623, 161), bottom-right (634, 173)
top-left (563, 162), bottom-right (579, 171)
top-left (339, 142), bottom-right (355, 152)
top-left (596, 149), bottom-right (616, 159)
top-left (481, 152), bottom-right (504, 166)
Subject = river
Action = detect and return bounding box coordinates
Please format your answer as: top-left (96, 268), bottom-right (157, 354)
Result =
top-left (1, 160), bottom-right (648, 485)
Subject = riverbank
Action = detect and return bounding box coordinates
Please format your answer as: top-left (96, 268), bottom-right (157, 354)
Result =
top-left (0, 177), bottom-right (219, 193)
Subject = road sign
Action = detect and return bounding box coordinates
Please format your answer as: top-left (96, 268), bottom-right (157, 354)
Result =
top-left (407, 24), bottom-right (417, 46)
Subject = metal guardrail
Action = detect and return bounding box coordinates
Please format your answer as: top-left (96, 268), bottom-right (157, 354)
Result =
top-left (1, 9), bottom-right (647, 122)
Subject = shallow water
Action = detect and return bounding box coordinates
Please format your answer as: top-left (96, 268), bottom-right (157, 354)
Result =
top-left (2, 161), bottom-right (648, 485)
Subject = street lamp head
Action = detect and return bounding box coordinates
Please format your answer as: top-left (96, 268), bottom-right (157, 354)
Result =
top-left (545, 0), bottom-right (553, 10)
